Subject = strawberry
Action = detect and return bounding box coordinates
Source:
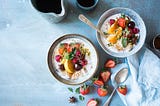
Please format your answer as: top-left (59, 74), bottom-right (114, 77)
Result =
top-left (93, 78), bottom-right (104, 87)
top-left (105, 59), bottom-right (116, 68)
top-left (118, 18), bottom-right (126, 29)
top-left (97, 86), bottom-right (108, 97)
top-left (100, 71), bottom-right (111, 82)
top-left (87, 98), bottom-right (98, 106)
top-left (67, 46), bottom-right (72, 53)
top-left (80, 84), bottom-right (90, 95)
top-left (118, 85), bottom-right (128, 95)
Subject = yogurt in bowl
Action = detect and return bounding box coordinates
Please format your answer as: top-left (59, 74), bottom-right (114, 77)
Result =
top-left (48, 34), bottom-right (99, 85)
top-left (96, 7), bottom-right (146, 57)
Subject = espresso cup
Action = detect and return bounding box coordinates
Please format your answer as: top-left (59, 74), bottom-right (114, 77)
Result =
top-left (153, 34), bottom-right (160, 52)
top-left (76, 0), bottom-right (99, 11)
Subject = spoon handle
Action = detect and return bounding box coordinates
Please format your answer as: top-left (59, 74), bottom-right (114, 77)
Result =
top-left (79, 14), bottom-right (99, 32)
top-left (103, 86), bottom-right (117, 106)
top-left (78, 14), bottom-right (106, 37)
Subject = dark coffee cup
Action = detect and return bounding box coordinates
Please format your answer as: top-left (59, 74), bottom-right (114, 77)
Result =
top-left (76, 0), bottom-right (99, 11)
top-left (153, 34), bottom-right (160, 52)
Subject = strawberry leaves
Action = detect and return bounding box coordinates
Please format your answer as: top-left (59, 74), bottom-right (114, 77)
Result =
top-left (67, 83), bottom-right (88, 102)
top-left (79, 95), bottom-right (85, 101)
top-left (68, 87), bottom-right (73, 92)
top-left (75, 87), bottom-right (80, 94)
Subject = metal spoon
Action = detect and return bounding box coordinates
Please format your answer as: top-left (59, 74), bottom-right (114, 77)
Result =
top-left (103, 68), bottom-right (128, 106)
top-left (78, 14), bottom-right (107, 38)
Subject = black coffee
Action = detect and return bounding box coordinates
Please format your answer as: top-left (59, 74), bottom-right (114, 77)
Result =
top-left (154, 36), bottom-right (160, 49)
top-left (77, 0), bottom-right (95, 7)
top-left (35, 0), bottom-right (62, 14)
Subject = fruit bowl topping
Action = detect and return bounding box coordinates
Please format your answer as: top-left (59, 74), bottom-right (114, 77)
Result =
top-left (101, 13), bottom-right (140, 52)
top-left (54, 42), bottom-right (91, 80)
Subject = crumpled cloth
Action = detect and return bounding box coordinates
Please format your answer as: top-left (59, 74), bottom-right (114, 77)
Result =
top-left (111, 47), bottom-right (160, 106)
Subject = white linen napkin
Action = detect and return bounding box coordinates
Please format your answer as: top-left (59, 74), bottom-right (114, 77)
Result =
top-left (111, 47), bottom-right (160, 106)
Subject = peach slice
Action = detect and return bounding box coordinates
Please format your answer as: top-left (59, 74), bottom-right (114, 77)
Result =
top-left (115, 27), bottom-right (123, 39)
top-left (107, 35), bottom-right (117, 44)
top-left (107, 21), bottom-right (118, 34)
top-left (64, 59), bottom-right (74, 74)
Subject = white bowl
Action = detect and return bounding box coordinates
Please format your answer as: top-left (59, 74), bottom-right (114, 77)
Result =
top-left (96, 7), bottom-right (146, 57)
top-left (48, 34), bottom-right (99, 85)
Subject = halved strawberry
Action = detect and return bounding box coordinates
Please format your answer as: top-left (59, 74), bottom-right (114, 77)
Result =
top-left (105, 59), bottom-right (116, 68)
top-left (100, 71), bottom-right (111, 82)
top-left (93, 77), bottom-right (104, 87)
top-left (118, 18), bottom-right (126, 29)
top-left (80, 84), bottom-right (90, 95)
top-left (87, 98), bottom-right (98, 106)
top-left (118, 85), bottom-right (128, 95)
top-left (97, 86), bottom-right (108, 97)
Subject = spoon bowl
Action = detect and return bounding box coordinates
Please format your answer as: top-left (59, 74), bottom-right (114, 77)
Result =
top-left (115, 68), bottom-right (128, 84)
top-left (103, 68), bottom-right (128, 106)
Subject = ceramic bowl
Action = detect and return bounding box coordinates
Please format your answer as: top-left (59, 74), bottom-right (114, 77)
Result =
top-left (48, 34), bottom-right (99, 85)
top-left (96, 7), bottom-right (146, 57)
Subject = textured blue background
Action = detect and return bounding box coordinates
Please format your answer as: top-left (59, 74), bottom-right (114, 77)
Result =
top-left (0, 0), bottom-right (160, 106)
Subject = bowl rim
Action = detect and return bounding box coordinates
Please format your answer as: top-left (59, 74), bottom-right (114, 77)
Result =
top-left (47, 34), bottom-right (99, 85)
top-left (96, 7), bottom-right (146, 57)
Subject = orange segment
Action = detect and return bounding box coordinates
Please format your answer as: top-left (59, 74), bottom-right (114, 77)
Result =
top-left (107, 35), bottom-right (117, 44)
top-left (107, 21), bottom-right (118, 34)
top-left (58, 48), bottom-right (65, 55)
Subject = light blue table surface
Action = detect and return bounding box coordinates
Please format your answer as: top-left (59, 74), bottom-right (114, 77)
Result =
top-left (0, 0), bottom-right (160, 106)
